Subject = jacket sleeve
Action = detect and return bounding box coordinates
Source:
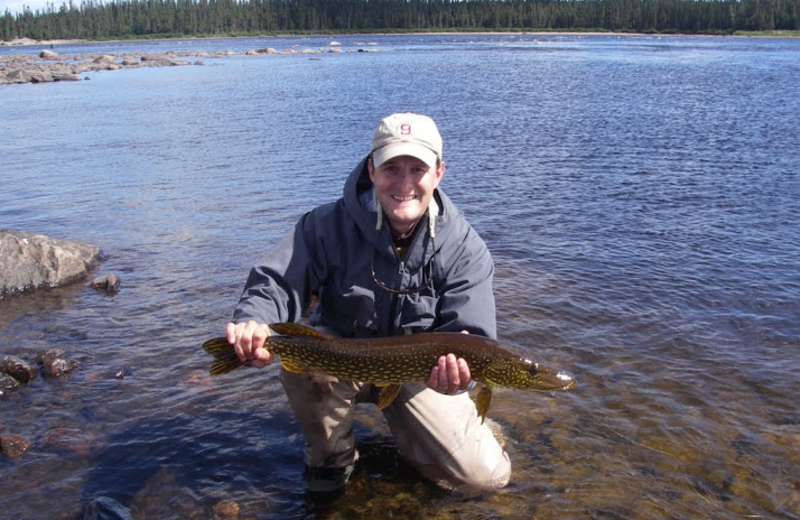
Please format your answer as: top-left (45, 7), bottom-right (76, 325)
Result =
top-left (232, 212), bottom-right (322, 325)
top-left (434, 226), bottom-right (498, 340)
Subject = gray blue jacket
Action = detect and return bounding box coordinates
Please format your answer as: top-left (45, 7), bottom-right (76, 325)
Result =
top-left (233, 157), bottom-right (497, 339)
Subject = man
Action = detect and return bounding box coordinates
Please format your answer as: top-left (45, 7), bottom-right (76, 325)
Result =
top-left (225, 113), bottom-right (510, 494)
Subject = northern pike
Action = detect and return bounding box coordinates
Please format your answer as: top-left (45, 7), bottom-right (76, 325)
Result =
top-left (202, 323), bottom-right (576, 422)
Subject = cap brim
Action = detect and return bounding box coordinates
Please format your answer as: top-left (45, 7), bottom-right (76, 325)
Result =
top-left (372, 143), bottom-right (438, 169)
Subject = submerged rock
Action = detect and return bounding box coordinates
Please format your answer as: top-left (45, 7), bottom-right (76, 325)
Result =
top-left (0, 230), bottom-right (101, 294)
top-left (82, 496), bottom-right (136, 520)
top-left (0, 434), bottom-right (31, 458)
top-left (90, 274), bottom-right (120, 294)
top-left (0, 373), bottom-right (20, 396)
top-left (212, 500), bottom-right (240, 520)
top-left (0, 355), bottom-right (38, 384)
top-left (37, 349), bottom-right (79, 378)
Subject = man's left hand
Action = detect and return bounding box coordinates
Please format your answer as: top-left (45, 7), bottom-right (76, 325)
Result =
top-left (427, 353), bottom-right (472, 394)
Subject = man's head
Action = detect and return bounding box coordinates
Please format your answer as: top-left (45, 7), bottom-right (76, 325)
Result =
top-left (370, 113), bottom-right (443, 169)
top-left (368, 113), bottom-right (445, 239)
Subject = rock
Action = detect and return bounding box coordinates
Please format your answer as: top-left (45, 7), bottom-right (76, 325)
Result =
top-left (38, 349), bottom-right (79, 378)
top-left (212, 500), bottom-right (240, 520)
top-left (41, 427), bottom-right (94, 455)
top-left (90, 274), bottom-right (120, 294)
top-left (30, 71), bottom-right (55, 83)
top-left (0, 230), bottom-right (101, 294)
top-left (55, 73), bottom-right (81, 81)
top-left (0, 434), bottom-right (31, 458)
top-left (82, 496), bottom-right (135, 520)
top-left (0, 355), bottom-right (38, 384)
top-left (0, 373), bottom-right (20, 396)
top-left (5, 69), bottom-right (32, 83)
top-left (40, 49), bottom-right (59, 59)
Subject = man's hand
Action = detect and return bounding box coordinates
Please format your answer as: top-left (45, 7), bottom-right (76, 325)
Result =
top-left (226, 320), bottom-right (274, 368)
top-left (427, 353), bottom-right (472, 394)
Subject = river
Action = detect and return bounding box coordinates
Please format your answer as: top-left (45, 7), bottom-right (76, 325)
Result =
top-left (1, 33), bottom-right (799, 519)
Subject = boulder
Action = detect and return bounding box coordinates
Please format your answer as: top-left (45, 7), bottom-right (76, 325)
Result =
top-left (0, 355), bottom-right (38, 384)
top-left (0, 230), bottom-right (101, 294)
top-left (30, 71), bottom-right (55, 83)
top-left (39, 49), bottom-right (59, 59)
top-left (38, 349), bottom-right (79, 378)
top-left (5, 69), bottom-right (32, 83)
top-left (0, 434), bottom-right (31, 458)
top-left (90, 274), bottom-right (120, 294)
top-left (0, 373), bottom-right (20, 397)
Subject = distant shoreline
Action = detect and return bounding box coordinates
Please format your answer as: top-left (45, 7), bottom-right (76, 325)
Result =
top-left (3, 30), bottom-right (799, 47)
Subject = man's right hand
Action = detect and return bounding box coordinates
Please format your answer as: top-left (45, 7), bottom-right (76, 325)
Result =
top-left (226, 321), bottom-right (274, 368)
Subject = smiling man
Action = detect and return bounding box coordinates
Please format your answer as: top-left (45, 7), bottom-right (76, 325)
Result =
top-left (225, 113), bottom-right (510, 496)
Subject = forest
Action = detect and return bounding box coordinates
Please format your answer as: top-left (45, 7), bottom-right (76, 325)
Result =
top-left (2, 0), bottom-right (799, 42)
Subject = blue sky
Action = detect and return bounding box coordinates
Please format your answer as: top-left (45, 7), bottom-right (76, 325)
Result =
top-left (2, 0), bottom-right (70, 16)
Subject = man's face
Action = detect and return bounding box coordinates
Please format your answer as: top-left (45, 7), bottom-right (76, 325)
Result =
top-left (368, 155), bottom-right (445, 238)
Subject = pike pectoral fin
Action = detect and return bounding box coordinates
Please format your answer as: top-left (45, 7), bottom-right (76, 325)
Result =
top-left (203, 337), bottom-right (244, 376)
top-left (210, 356), bottom-right (244, 376)
top-left (377, 384), bottom-right (402, 410)
top-left (279, 357), bottom-right (310, 374)
top-left (475, 386), bottom-right (493, 425)
top-left (203, 337), bottom-right (233, 357)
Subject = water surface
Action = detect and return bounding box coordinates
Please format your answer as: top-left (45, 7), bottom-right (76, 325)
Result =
top-left (1, 34), bottom-right (799, 519)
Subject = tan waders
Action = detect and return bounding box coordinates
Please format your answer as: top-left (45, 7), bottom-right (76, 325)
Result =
top-left (280, 368), bottom-right (511, 494)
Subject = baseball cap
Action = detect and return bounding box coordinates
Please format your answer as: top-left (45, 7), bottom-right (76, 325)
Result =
top-left (370, 113), bottom-right (443, 169)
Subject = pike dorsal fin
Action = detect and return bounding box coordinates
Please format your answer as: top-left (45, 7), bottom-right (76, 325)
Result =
top-left (269, 322), bottom-right (329, 339)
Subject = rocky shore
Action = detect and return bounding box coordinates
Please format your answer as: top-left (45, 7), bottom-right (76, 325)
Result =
top-left (0, 41), bottom-right (381, 85)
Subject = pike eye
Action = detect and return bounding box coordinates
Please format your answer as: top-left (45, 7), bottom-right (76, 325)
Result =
top-left (528, 363), bottom-right (539, 376)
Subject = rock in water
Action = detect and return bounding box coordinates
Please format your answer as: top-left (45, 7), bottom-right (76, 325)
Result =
top-left (82, 497), bottom-right (136, 520)
top-left (0, 355), bottom-right (38, 384)
top-left (0, 230), bottom-right (101, 294)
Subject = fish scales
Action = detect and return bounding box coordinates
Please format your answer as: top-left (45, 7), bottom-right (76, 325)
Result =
top-left (269, 334), bottom-right (497, 384)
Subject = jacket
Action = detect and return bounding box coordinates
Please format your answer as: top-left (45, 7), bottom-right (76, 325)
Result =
top-left (232, 157), bottom-right (497, 339)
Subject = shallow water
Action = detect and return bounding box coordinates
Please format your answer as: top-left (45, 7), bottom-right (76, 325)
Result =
top-left (1, 34), bottom-right (799, 519)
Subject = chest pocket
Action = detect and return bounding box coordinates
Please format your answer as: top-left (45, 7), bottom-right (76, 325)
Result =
top-left (399, 291), bottom-right (439, 333)
top-left (319, 284), bottom-right (379, 336)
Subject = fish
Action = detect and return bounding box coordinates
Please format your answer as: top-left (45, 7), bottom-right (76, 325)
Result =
top-left (202, 323), bottom-right (576, 423)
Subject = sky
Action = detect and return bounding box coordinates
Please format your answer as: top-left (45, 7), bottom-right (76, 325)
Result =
top-left (2, 0), bottom-right (71, 15)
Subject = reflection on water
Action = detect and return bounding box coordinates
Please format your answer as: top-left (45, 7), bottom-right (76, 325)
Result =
top-left (1, 34), bottom-right (800, 519)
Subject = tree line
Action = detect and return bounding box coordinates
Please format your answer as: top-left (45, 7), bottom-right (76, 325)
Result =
top-left (3, 0), bottom-right (799, 42)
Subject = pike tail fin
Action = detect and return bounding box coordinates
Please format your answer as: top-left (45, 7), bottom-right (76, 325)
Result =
top-left (202, 337), bottom-right (244, 376)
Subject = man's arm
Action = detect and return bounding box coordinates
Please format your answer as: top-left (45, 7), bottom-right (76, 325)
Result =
top-left (226, 213), bottom-right (322, 367)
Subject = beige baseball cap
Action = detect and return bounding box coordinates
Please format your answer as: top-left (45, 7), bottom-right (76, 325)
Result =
top-left (370, 113), bottom-right (443, 169)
